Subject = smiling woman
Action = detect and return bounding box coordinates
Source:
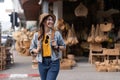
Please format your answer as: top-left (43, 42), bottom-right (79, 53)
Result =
top-left (29, 13), bottom-right (66, 80)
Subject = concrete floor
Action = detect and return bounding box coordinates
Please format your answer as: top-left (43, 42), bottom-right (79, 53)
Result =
top-left (0, 50), bottom-right (120, 80)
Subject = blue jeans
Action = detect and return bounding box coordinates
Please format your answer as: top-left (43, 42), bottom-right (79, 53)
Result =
top-left (38, 58), bottom-right (60, 80)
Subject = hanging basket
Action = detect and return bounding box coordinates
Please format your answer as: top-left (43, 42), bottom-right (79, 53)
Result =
top-left (100, 23), bottom-right (112, 32)
top-left (74, 3), bottom-right (88, 17)
top-left (95, 36), bottom-right (103, 43)
top-left (66, 24), bottom-right (78, 46)
top-left (95, 24), bottom-right (104, 43)
top-left (87, 36), bottom-right (95, 43)
top-left (87, 25), bottom-right (95, 43)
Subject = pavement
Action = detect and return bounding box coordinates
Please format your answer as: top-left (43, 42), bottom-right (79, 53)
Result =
top-left (0, 49), bottom-right (120, 80)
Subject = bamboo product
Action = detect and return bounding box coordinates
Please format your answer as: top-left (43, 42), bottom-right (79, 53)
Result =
top-left (100, 23), bottom-right (112, 32)
top-left (87, 25), bottom-right (95, 43)
top-left (67, 54), bottom-right (75, 60)
top-left (60, 59), bottom-right (72, 69)
top-left (74, 3), bottom-right (88, 17)
top-left (0, 46), bottom-right (6, 70)
top-left (23, 40), bottom-right (30, 49)
top-left (95, 24), bottom-right (104, 43)
top-left (107, 65), bottom-right (117, 72)
top-left (97, 65), bottom-right (107, 72)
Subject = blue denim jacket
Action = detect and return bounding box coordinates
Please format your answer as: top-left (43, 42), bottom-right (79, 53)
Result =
top-left (29, 31), bottom-right (66, 62)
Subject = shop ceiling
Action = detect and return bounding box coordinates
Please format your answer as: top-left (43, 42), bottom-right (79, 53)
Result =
top-left (19, 0), bottom-right (80, 20)
top-left (19, 0), bottom-right (120, 21)
top-left (19, 0), bottom-right (40, 20)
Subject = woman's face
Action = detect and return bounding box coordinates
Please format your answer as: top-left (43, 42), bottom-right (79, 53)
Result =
top-left (43, 16), bottom-right (55, 28)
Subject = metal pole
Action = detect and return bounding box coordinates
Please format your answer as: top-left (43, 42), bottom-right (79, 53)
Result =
top-left (12, 11), bottom-right (15, 31)
top-left (12, 12), bottom-right (16, 50)
top-left (12, 0), bottom-right (16, 49)
top-left (0, 22), bottom-right (1, 45)
top-left (12, 0), bottom-right (15, 31)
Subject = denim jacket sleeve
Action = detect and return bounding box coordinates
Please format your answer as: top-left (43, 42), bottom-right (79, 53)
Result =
top-left (29, 32), bottom-right (38, 54)
top-left (55, 31), bottom-right (66, 48)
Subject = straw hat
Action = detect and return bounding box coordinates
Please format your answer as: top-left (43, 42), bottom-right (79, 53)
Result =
top-left (39, 13), bottom-right (56, 25)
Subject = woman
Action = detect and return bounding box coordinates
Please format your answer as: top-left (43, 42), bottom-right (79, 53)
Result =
top-left (29, 13), bottom-right (66, 80)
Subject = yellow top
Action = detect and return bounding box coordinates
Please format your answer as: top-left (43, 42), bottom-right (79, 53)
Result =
top-left (42, 35), bottom-right (51, 57)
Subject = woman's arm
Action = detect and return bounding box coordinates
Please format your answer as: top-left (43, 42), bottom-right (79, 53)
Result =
top-left (29, 33), bottom-right (41, 54)
top-left (56, 31), bottom-right (66, 51)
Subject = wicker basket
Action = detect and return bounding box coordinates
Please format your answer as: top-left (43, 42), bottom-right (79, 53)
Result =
top-left (23, 40), bottom-right (30, 49)
top-left (74, 3), bottom-right (88, 17)
top-left (100, 23), bottom-right (112, 32)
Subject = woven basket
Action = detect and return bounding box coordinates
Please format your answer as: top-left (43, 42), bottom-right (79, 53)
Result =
top-left (103, 49), bottom-right (119, 55)
top-left (87, 36), bottom-right (94, 43)
top-left (100, 23), bottom-right (112, 32)
top-left (23, 40), bottom-right (30, 49)
top-left (74, 3), bottom-right (88, 17)
top-left (67, 54), bottom-right (75, 60)
top-left (12, 31), bottom-right (22, 41)
top-left (87, 25), bottom-right (95, 43)
top-left (95, 36), bottom-right (103, 43)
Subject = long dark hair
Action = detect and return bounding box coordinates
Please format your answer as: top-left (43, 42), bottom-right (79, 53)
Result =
top-left (38, 15), bottom-right (55, 41)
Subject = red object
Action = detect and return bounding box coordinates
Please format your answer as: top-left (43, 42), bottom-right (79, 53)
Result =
top-left (0, 74), bottom-right (40, 78)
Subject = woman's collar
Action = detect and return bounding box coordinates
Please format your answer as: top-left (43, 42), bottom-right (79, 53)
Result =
top-left (46, 29), bottom-right (52, 35)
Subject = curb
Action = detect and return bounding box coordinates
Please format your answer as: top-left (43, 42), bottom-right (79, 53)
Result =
top-left (0, 74), bottom-right (40, 78)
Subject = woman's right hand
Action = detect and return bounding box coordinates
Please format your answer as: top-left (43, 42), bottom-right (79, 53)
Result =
top-left (35, 39), bottom-right (42, 53)
top-left (32, 48), bottom-right (40, 54)
top-left (51, 40), bottom-right (57, 47)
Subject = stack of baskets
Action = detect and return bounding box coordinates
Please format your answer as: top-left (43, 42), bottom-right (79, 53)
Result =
top-left (95, 60), bottom-right (120, 72)
top-left (0, 46), bottom-right (6, 70)
top-left (60, 54), bottom-right (76, 69)
top-left (0, 46), bottom-right (14, 70)
top-left (13, 28), bottom-right (36, 56)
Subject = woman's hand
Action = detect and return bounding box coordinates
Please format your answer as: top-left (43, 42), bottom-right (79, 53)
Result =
top-left (32, 48), bottom-right (40, 54)
top-left (36, 39), bottom-right (42, 53)
top-left (51, 40), bottom-right (60, 52)
top-left (51, 40), bottom-right (57, 47)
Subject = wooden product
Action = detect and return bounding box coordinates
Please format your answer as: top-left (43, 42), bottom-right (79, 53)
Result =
top-left (89, 43), bottom-right (104, 64)
top-left (103, 49), bottom-right (119, 61)
top-left (96, 65), bottom-right (107, 72)
top-left (115, 65), bottom-right (120, 72)
top-left (0, 46), bottom-right (14, 70)
top-left (67, 54), bottom-right (75, 60)
top-left (0, 46), bottom-right (6, 70)
top-left (107, 65), bottom-right (117, 72)
top-left (74, 3), bottom-right (88, 17)
top-left (100, 23), bottom-right (112, 32)
top-left (60, 59), bottom-right (72, 70)
top-left (23, 40), bottom-right (30, 49)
